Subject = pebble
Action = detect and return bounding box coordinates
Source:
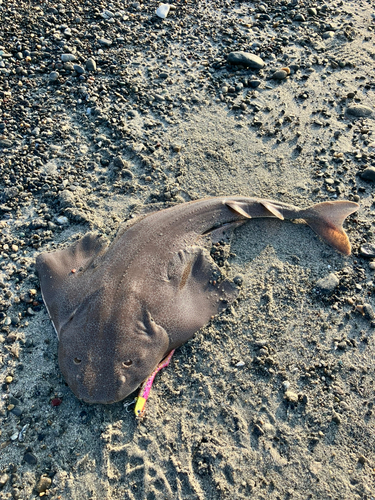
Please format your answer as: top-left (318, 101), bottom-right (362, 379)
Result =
top-left (61, 54), bottom-right (76, 62)
top-left (284, 390), bottom-right (299, 403)
top-left (74, 64), bottom-right (85, 75)
top-left (0, 473), bottom-right (9, 489)
top-left (156, 3), bottom-right (170, 19)
top-left (316, 273), bottom-right (340, 293)
top-left (346, 105), bottom-right (372, 118)
top-left (363, 303), bottom-right (375, 320)
top-left (23, 452), bottom-right (37, 465)
top-left (36, 476), bottom-right (52, 494)
top-left (86, 58), bottom-right (97, 71)
top-left (322, 31), bottom-right (335, 39)
top-left (248, 80), bottom-right (261, 88)
top-left (0, 139), bottom-right (13, 148)
top-left (272, 70), bottom-right (288, 80)
top-left (307, 7), bottom-right (317, 15)
top-left (294, 14), bottom-right (306, 22)
top-left (227, 51), bottom-right (265, 70)
top-left (360, 167), bottom-right (375, 182)
top-left (113, 156), bottom-right (125, 169)
top-left (360, 244), bottom-right (375, 258)
top-left (98, 38), bottom-right (112, 47)
top-left (49, 71), bottom-right (59, 82)
top-left (56, 216), bottom-right (69, 225)
top-left (5, 375), bottom-right (13, 384)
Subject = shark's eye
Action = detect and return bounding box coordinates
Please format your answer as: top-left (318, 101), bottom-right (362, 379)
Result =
top-left (123, 360), bottom-right (133, 367)
top-left (73, 357), bottom-right (82, 365)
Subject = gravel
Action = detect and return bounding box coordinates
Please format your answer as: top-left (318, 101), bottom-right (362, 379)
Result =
top-left (0, 0), bottom-right (374, 499)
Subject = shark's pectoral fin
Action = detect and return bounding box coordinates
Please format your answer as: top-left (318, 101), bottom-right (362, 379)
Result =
top-left (36, 234), bottom-right (109, 335)
top-left (165, 247), bottom-right (239, 343)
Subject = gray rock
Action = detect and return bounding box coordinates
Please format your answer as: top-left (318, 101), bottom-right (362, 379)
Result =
top-left (113, 156), bottom-right (125, 169)
top-left (307, 7), bottom-right (317, 15)
top-left (363, 303), bottom-right (375, 320)
top-left (23, 452), bottom-right (37, 465)
top-left (73, 64), bottom-right (85, 74)
top-left (272, 70), bottom-right (288, 80)
top-left (361, 167), bottom-right (375, 181)
top-left (227, 51), bottom-right (265, 70)
top-left (346, 105), bottom-right (372, 118)
top-left (360, 244), bottom-right (375, 258)
top-left (61, 53), bottom-right (76, 62)
top-left (248, 79), bottom-right (261, 88)
top-left (98, 38), bottom-right (112, 47)
top-left (294, 13), bottom-right (306, 22)
top-left (316, 273), bottom-right (340, 293)
top-left (49, 71), bottom-right (59, 81)
top-left (86, 58), bottom-right (97, 71)
top-left (0, 139), bottom-right (13, 148)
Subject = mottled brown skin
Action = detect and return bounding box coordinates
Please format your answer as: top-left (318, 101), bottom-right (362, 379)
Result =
top-left (36, 197), bottom-right (358, 404)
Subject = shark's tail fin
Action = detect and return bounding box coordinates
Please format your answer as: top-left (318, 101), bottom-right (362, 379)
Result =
top-left (301, 201), bottom-right (359, 255)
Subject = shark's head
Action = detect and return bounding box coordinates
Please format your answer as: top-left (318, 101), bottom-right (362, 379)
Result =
top-left (57, 305), bottom-right (170, 404)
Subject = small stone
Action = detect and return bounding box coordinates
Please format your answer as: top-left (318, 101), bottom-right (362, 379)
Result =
top-left (156, 3), bottom-right (170, 19)
top-left (64, 61), bottom-right (74, 71)
top-left (294, 13), bottom-right (306, 22)
top-left (98, 38), bottom-right (112, 47)
top-left (61, 54), bottom-right (76, 62)
top-left (36, 476), bottom-right (52, 494)
top-left (363, 303), bottom-right (375, 320)
top-left (235, 361), bottom-right (245, 367)
top-left (332, 412), bottom-right (341, 424)
top-left (360, 244), bottom-right (375, 258)
top-left (227, 51), bottom-right (265, 70)
top-left (361, 167), bottom-right (375, 182)
top-left (5, 375), bottom-right (13, 384)
top-left (307, 7), bottom-right (317, 15)
top-left (10, 406), bottom-right (22, 417)
top-left (248, 79), bottom-right (261, 88)
top-left (172, 144), bottom-right (182, 152)
top-left (56, 216), bottom-right (69, 225)
top-left (0, 139), bottom-right (13, 148)
top-left (346, 105), bottom-right (372, 118)
top-left (49, 71), bottom-right (59, 81)
top-left (23, 452), bottom-right (37, 465)
top-left (73, 64), bottom-right (85, 75)
top-left (358, 454), bottom-right (367, 465)
top-left (86, 58), bottom-right (97, 71)
top-left (322, 31), bottom-right (335, 39)
top-left (113, 156), bottom-right (125, 169)
top-left (316, 273), bottom-right (339, 294)
top-left (272, 70), bottom-right (288, 80)
top-left (284, 390), bottom-right (299, 403)
top-left (0, 474), bottom-right (9, 489)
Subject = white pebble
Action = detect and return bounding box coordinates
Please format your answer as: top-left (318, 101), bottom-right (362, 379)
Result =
top-left (56, 216), bottom-right (69, 225)
top-left (156, 3), bottom-right (170, 18)
top-left (235, 361), bottom-right (245, 367)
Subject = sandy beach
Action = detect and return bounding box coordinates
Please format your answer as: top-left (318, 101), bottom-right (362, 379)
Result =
top-left (0, 0), bottom-right (375, 498)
